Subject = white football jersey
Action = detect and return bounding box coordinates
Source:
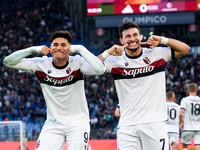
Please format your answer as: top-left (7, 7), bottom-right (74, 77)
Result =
top-left (166, 101), bottom-right (180, 134)
top-left (180, 95), bottom-right (200, 130)
top-left (15, 55), bottom-right (98, 125)
top-left (104, 47), bottom-right (174, 127)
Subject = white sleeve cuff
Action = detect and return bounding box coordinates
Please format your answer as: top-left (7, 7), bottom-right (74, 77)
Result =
top-left (160, 37), bottom-right (168, 45)
top-left (102, 50), bottom-right (110, 59)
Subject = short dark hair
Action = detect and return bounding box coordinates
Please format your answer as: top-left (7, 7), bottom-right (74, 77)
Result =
top-left (50, 31), bottom-right (72, 44)
top-left (118, 21), bottom-right (140, 38)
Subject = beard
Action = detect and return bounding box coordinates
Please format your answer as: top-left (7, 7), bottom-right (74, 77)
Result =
top-left (126, 45), bottom-right (141, 52)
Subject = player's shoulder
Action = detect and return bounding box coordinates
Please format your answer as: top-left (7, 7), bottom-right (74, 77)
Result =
top-left (195, 95), bottom-right (200, 99)
top-left (142, 47), bottom-right (165, 55)
top-left (181, 96), bottom-right (191, 103)
top-left (172, 101), bottom-right (180, 106)
top-left (68, 54), bottom-right (86, 65)
top-left (30, 55), bottom-right (51, 63)
top-left (142, 47), bottom-right (153, 54)
top-left (105, 52), bottom-right (123, 62)
top-left (143, 46), bottom-right (169, 51)
top-left (69, 54), bottom-right (82, 61)
top-left (173, 102), bottom-right (180, 108)
top-left (167, 101), bottom-right (180, 107)
top-left (192, 95), bottom-right (200, 101)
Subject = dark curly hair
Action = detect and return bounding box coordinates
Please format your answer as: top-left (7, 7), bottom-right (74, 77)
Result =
top-left (50, 31), bottom-right (72, 44)
top-left (118, 21), bottom-right (140, 38)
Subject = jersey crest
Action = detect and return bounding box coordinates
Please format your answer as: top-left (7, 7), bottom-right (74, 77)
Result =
top-left (143, 57), bottom-right (151, 64)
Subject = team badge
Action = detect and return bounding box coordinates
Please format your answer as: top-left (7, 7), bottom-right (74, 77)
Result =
top-left (35, 140), bottom-right (40, 149)
top-left (143, 57), bottom-right (151, 64)
top-left (66, 68), bottom-right (71, 74)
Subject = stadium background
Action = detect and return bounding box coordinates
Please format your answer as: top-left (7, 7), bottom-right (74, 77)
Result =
top-left (0, 0), bottom-right (200, 148)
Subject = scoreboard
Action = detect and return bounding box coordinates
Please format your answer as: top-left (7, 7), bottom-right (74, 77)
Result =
top-left (87, 0), bottom-right (200, 16)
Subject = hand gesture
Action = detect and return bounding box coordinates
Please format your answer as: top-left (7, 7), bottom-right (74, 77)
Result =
top-left (107, 44), bottom-right (128, 56)
top-left (140, 35), bottom-right (162, 49)
top-left (41, 46), bottom-right (51, 55)
top-left (47, 45), bottom-right (71, 55)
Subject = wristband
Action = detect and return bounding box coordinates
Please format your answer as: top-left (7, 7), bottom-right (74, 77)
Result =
top-left (160, 36), bottom-right (168, 45)
top-left (102, 50), bottom-right (110, 59)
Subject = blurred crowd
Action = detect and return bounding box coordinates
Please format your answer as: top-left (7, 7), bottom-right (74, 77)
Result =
top-left (0, 0), bottom-right (200, 141)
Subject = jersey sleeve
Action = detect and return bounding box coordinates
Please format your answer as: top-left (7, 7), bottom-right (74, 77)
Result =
top-left (71, 45), bottom-right (106, 75)
top-left (154, 46), bottom-right (174, 62)
top-left (102, 55), bottom-right (117, 73)
top-left (3, 46), bottom-right (43, 72)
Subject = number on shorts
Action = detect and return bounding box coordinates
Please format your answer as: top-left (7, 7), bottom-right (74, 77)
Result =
top-left (84, 132), bottom-right (89, 143)
top-left (160, 138), bottom-right (165, 150)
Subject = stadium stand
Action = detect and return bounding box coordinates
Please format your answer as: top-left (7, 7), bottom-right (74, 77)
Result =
top-left (0, 0), bottom-right (200, 140)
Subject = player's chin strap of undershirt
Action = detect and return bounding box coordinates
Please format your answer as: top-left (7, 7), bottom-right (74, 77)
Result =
top-left (71, 45), bottom-right (106, 75)
top-left (3, 46), bottom-right (43, 67)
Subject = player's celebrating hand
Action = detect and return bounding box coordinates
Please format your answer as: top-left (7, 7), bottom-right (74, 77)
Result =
top-left (140, 35), bottom-right (162, 49)
top-left (41, 46), bottom-right (51, 55)
top-left (107, 44), bottom-right (128, 56)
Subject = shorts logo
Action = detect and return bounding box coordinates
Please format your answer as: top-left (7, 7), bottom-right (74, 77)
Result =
top-left (36, 140), bottom-right (40, 149)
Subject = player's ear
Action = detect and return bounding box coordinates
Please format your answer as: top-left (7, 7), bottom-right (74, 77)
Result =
top-left (120, 38), bottom-right (124, 44)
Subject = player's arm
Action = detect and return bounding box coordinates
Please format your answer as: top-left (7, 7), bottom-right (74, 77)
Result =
top-left (115, 108), bottom-right (120, 118)
top-left (179, 108), bottom-right (185, 132)
top-left (140, 35), bottom-right (190, 58)
top-left (3, 46), bottom-right (50, 70)
top-left (114, 104), bottom-right (120, 118)
top-left (71, 45), bottom-right (106, 75)
top-left (98, 44), bottom-right (128, 62)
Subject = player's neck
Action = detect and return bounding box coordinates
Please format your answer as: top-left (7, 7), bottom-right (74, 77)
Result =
top-left (125, 47), bottom-right (141, 57)
top-left (53, 58), bottom-right (68, 67)
top-left (189, 92), bottom-right (197, 96)
top-left (167, 100), bottom-right (174, 102)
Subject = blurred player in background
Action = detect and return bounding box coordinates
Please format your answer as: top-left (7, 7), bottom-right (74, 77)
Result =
top-left (3, 31), bottom-right (105, 150)
top-left (166, 91), bottom-right (180, 150)
top-left (179, 83), bottom-right (200, 150)
top-left (98, 21), bottom-right (190, 150)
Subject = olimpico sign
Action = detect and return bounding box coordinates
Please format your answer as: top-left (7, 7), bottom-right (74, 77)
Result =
top-left (95, 12), bottom-right (195, 27)
top-left (123, 15), bottom-right (167, 24)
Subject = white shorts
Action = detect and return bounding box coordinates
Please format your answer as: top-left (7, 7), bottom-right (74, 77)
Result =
top-left (168, 132), bottom-right (179, 146)
top-left (181, 131), bottom-right (200, 145)
top-left (117, 121), bottom-right (170, 150)
top-left (35, 122), bottom-right (90, 150)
